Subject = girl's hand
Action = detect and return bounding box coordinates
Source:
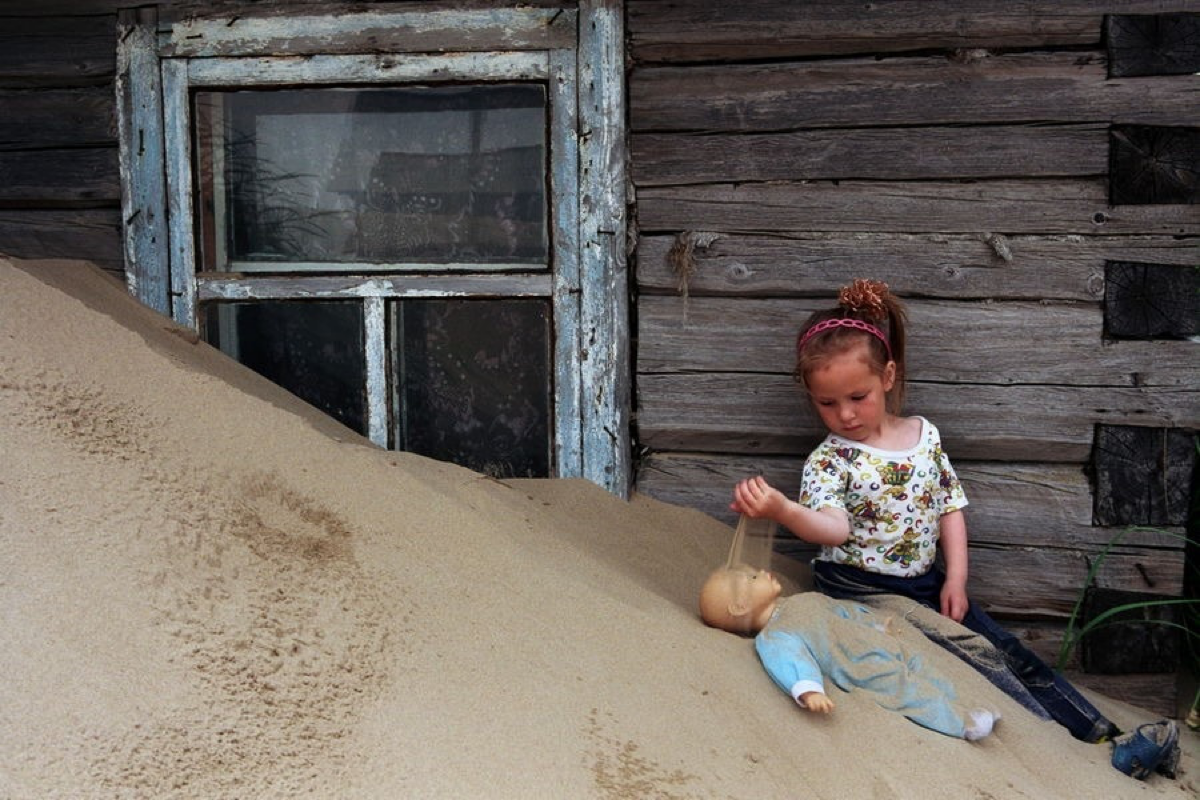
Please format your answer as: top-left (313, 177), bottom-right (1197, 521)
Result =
top-left (730, 476), bottom-right (785, 520)
top-left (940, 579), bottom-right (969, 623)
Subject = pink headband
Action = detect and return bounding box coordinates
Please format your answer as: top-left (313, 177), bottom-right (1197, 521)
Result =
top-left (798, 318), bottom-right (892, 360)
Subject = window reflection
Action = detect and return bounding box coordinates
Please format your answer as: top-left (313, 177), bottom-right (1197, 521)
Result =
top-left (194, 85), bottom-right (549, 270)
top-left (203, 301), bottom-right (367, 434)
top-left (394, 299), bottom-right (552, 478)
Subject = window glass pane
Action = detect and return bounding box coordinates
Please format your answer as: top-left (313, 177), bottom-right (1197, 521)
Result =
top-left (395, 299), bottom-right (551, 478)
top-left (203, 301), bottom-right (366, 435)
top-left (193, 85), bottom-right (548, 270)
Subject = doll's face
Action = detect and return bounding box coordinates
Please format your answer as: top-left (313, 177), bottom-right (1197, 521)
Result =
top-left (700, 566), bottom-right (782, 634)
top-left (729, 565), bottom-right (782, 612)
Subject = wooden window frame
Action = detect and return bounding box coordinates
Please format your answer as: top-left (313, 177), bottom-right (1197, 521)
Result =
top-left (116, 3), bottom-right (630, 495)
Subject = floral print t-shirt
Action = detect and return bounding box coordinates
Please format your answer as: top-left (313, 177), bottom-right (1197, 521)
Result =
top-left (800, 418), bottom-right (968, 577)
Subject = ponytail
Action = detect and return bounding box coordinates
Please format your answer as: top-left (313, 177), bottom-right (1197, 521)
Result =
top-left (794, 279), bottom-right (908, 413)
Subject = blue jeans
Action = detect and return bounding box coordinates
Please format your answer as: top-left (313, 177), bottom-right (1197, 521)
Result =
top-left (812, 560), bottom-right (1118, 742)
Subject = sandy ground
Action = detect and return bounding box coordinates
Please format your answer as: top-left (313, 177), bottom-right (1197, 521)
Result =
top-left (0, 257), bottom-right (1195, 799)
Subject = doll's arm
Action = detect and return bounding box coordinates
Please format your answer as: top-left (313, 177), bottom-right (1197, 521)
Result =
top-left (731, 476), bottom-right (850, 547)
top-left (756, 630), bottom-right (834, 714)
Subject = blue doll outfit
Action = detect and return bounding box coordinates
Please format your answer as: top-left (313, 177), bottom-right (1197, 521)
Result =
top-left (755, 593), bottom-right (984, 739)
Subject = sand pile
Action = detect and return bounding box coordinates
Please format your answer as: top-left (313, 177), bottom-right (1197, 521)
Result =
top-left (0, 257), bottom-right (1194, 799)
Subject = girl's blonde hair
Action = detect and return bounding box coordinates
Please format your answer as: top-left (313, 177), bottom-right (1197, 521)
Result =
top-left (793, 279), bottom-right (908, 413)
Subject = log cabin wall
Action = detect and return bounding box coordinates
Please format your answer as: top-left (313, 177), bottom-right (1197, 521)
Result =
top-left (627, 1), bottom-right (1198, 712)
top-left (0, 1), bottom-right (126, 278)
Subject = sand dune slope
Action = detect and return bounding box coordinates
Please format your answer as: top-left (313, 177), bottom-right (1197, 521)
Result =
top-left (0, 258), bottom-right (1194, 799)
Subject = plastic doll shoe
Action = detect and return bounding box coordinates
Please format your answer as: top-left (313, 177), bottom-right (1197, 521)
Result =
top-left (1110, 720), bottom-right (1179, 780)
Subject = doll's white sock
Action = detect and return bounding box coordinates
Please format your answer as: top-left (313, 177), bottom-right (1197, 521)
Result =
top-left (964, 709), bottom-right (1001, 741)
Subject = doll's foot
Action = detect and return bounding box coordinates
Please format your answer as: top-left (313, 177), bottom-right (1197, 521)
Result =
top-left (964, 709), bottom-right (1000, 741)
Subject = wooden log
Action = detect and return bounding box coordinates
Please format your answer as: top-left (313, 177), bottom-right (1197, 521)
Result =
top-left (0, 208), bottom-right (123, 273)
top-left (0, 88), bottom-right (115, 149)
top-left (636, 233), bottom-right (1200, 301)
top-left (0, 16), bottom-right (116, 88)
top-left (635, 451), bottom-right (1186, 551)
top-left (630, 52), bottom-right (1200, 132)
top-left (636, 179), bottom-right (1200, 237)
top-left (1108, 12), bottom-right (1200, 78)
top-left (0, 148), bottom-right (120, 205)
top-left (158, 5), bottom-right (576, 57)
top-left (0, 0), bottom-right (130, 13)
top-left (1094, 425), bottom-right (1198, 527)
top-left (636, 296), bottom-right (1200, 387)
top-left (628, 0), bottom-right (1195, 63)
top-left (634, 374), bottom-right (1200, 465)
top-left (1110, 125), bottom-right (1200, 205)
top-left (1105, 260), bottom-right (1200, 339)
top-left (632, 123), bottom-right (1109, 185)
top-left (158, 0), bottom-right (571, 27)
top-left (1079, 587), bottom-right (1183, 674)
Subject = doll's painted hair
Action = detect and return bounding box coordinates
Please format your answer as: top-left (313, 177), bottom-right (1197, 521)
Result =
top-left (793, 279), bottom-right (908, 413)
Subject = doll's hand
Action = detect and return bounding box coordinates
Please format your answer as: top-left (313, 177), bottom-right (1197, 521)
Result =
top-left (730, 476), bottom-right (785, 520)
top-left (800, 692), bottom-right (834, 714)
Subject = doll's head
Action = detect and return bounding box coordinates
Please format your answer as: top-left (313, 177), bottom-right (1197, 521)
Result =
top-left (794, 279), bottom-right (908, 414)
top-left (699, 565), bottom-right (782, 635)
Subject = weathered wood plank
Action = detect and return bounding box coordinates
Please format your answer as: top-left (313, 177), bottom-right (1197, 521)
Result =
top-left (636, 451), bottom-right (1186, 551)
top-left (0, 88), bottom-right (115, 149)
top-left (116, 7), bottom-right (170, 316)
top-left (0, 16), bottom-right (115, 88)
top-left (637, 180), bottom-right (1200, 237)
top-left (0, 148), bottom-right (119, 205)
top-left (628, 0), bottom-right (1196, 63)
top-left (636, 296), bottom-right (1200, 387)
top-left (635, 373), bottom-right (1200, 462)
top-left (549, 47), bottom-right (583, 481)
top-left (636, 233), bottom-right (1200, 301)
top-left (184, 51), bottom-right (549, 87)
top-left (0, 208), bottom-right (122, 273)
top-left (631, 52), bottom-right (1200, 132)
top-left (197, 273), bottom-right (554, 301)
top-left (158, 0), bottom-right (574, 27)
top-left (160, 7), bottom-right (577, 57)
top-left (632, 124), bottom-right (1109, 185)
top-left (576, 0), bottom-right (631, 497)
top-left (0, 0), bottom-right (131, 13)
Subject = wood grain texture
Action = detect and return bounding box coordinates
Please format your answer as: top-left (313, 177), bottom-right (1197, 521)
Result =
top-left (634, 372), bottom-right (1200, 461)
top-left (636, 179), bottom-right (1200, 236)
top-left (632, 124), bottom-right (1109, 185)
top-left (628, 0), bottom-right (1198, 63)
top-left (636, 233), bottom-right (1200, 300)
top-left (0, 148), bottom-right (119, 205)
top-left (636, 295), bottom-right (1200, 387)
top-left (631, 52), bottom-right (1200, 132)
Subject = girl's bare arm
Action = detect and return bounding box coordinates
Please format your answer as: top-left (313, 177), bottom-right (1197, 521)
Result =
top-left (731, 476), bottom-right (850, 547)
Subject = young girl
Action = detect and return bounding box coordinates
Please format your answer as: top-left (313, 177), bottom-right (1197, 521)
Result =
top-left (730, 279), bottom-right (1179, 781)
